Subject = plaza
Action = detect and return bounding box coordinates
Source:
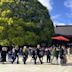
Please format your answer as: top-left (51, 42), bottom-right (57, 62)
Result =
top-left (0, 55), bottom-right (72, 72)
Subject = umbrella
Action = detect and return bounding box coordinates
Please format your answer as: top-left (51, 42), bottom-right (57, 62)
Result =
top-left (52, 36), bottom-right (69, 41)
top-left (52, 36), bottom-right (69, 49)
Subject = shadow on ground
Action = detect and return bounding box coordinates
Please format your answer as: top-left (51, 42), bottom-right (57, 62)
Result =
top-left (61, 63), bottom-right (72, 66)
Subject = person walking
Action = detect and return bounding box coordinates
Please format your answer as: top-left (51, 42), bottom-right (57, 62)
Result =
top-left (55, 46), bottom-right (60, 64)
top-left (36, 44), bottom-right (43, 64)
top-left (11, 48), bottom-right (16, 64)
top-left (60, 46), bottom-right (67, 65)
top-left (51, 47), bottom-right (58, 64)
top-left (1, 47), bottom-right (7, 64)
top-left (8, 50), bottom-right (13, 62)
top-left (46, 48), bottom-right (51, 63)
top-left (22, 46), bottom-right (28, 64)
top-left (31, 48), bottom-right (37, 64)
top-left (14, 46), bottom-right (19, 64)
top-left (11, 46), bottom-right (19, 64)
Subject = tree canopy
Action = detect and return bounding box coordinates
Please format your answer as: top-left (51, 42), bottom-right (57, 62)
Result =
top-left (0, 0), bottom-right (54, 46)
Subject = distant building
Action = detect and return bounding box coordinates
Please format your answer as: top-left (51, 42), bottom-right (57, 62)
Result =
top-left (53, 25), bottom-right (72, 46)
top-left (55, 25), bottom-right (72, 35)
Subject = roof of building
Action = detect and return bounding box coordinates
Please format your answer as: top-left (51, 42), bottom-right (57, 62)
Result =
top-left (55, 25), bottom-right (72, 35)
top-left (56, 25), bottom-right (72, 27)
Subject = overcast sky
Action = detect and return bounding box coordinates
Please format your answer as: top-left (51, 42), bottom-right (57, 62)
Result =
top-left (38, 0), bottom-right (72, 26)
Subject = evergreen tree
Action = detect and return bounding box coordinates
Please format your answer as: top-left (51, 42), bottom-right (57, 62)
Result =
top-left (0, 0), bottom-right (54, 46)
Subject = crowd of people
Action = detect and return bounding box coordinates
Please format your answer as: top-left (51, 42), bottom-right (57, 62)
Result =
top-left (0, 45), bottom-right (70, 65)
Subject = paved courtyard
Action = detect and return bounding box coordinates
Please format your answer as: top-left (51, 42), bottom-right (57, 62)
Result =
top-left (0, 55), bottom-right (72, 72)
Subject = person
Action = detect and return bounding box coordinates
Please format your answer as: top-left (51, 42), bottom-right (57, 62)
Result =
top-left (51, 47), bottom-right (58, 64)
top-left (15, 46), bottom-right (19, 64)
top-left (66, 47), bottom-right (70, 63)
top-left (11, 46), bottom-right (19, 64)
top-left (31, 48), bottom-right (37, 64)
top-left (0, 45), bottom-right (2, 61)
top-left (40, 47), bottom-right (45, 61)
top-left (11, 48), bottom-right (16, 64)
top-left (36, 44), bottom-right (43, 64)
top-left (1, 47), bottom-right (7, 64)
top-left (46, 48), bottom-right (51, 63)
top-left (19, 47), bottom-right (22, 55)
top-left (8, 50), bottom-right (13, 62)
top-left (60, 46), bottom-right (67, 65)
top-left (55, 46), bottom-right (60, 64)
top-left (22, 46), bottom-right (28, 64)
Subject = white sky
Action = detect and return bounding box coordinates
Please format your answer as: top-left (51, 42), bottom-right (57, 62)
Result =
top-left (38, 0), bottom-right (53, 11)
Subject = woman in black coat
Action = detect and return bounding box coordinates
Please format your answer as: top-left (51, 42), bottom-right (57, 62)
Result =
top-left (60, 46), bottom-right (67, 65)
top-left (1, 47), bottom-right (7, 63)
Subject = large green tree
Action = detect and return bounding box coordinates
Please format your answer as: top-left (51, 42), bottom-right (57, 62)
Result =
top-left (0, 0), bottom-right (54, 46)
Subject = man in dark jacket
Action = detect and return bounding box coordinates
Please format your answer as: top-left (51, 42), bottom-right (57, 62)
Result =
top-left (46, 48), bottom-right (51, 63)
top-left (31, 48), bottom-right (37, 64)
top-left (11, 46), bottom-right (19, 64)
top-left (36, 45), bottom-right (43, 64)
top-left (60, 46), bottom-right (67, 64)
top-left (1, 47), bottom-right (7, 64)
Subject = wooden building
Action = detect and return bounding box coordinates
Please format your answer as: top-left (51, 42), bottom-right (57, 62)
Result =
top-left (53, 25), bottom-right (72, 46)
top-left (54, 25), bottom-right (72, 53)
top-left (55, 25), bottom-right (72, 36)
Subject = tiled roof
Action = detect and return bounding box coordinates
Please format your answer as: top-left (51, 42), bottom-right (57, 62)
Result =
top-left (55, 25), bottom-right (72, 35)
